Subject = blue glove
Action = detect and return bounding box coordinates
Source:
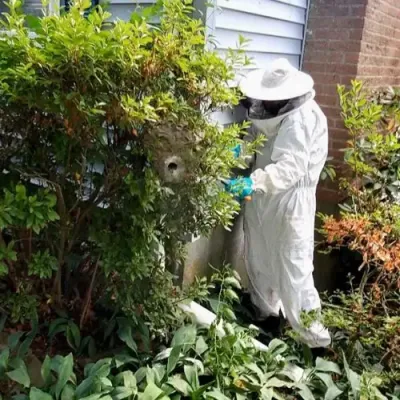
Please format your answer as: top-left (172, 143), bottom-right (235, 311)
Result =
top-left (231, 144), bottom-right (241, 159)
top-left (224, 177), bottom-right (253, 201)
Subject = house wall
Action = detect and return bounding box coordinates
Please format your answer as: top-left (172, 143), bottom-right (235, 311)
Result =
top-left (356, 0), bottom-right (400, 87)
top-left (303, 0), bottom-right (400, 203)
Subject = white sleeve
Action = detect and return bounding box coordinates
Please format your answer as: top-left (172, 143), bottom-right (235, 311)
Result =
top-left (251, 117), bottom-right (311, 194)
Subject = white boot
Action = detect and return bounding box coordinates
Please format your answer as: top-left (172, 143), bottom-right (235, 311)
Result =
top-left (299, 321), bottom-right (331, 348)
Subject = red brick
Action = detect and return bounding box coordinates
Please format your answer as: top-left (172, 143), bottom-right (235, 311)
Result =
top-left (325, 63), bottom-right (357, 75)
top-left (303, 61), bottom-right (326, 73)
top-left (345, 52), bottom-right (360, 64)
top-left (317, 94), bottom-right (339, 107)
top-left (312, 29), bottom-right (350, 41)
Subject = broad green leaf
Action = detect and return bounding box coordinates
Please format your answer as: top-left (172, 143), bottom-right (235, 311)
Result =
top-left (29, 388), bottom-right (53, 400)
top-left (206, 389), bottom-right (230, 400)
top-left (268, 339), bottom-right (287, 355)
top-left (297, 383), bottom-right (316, 400)
top-left (265, 377), bottom-right (292, 388)
top-left (195, 336), bottom-right (208, 355)
top-left (7, 363), bottom-right (31, 388)
top-left (79, 395), bottom-right (103, 400)
top-left (117, 323), bottom-right (137, 353)
top-left (18, 335), bottom-right (35, 358)
top-left (168, 376), bottom-right (191, 396)
top-left (89, 358), bottom-right (112, 378)
top-left (0, 348), bottom-right (10, 372)
top-left (140, 382), bottom-right (165, 400)
top-left (171, 325), bottom-right (196, 348)
top-left (66, 322), bottom-right (81, 350)
top-left (315, 358), bottom-right (341, 375)
top-left (184, 365), bottom-right (198, 390)
top-left (75, 376), bottom-right (95, 398)
top-left (49, 319), bottom-right (67, 339)
top-left (55, 353), bottom-right (74, 399)
top-left (114, 354), bottom-right (137, 369)
top-left (121, 370), bottom-right (137, 389)
top-left (315, 372), bottom-right (334, 388)
top-left (61, 384), bottom-right (75, 400)
top-left (135, 367), bottom-right (147, 384)
top-left (112, 387), bottom-right (136, 400)
top-left (167, 345), bottom-right (182, 375)
top-left (324, 385), bottom-right (343, 400)
top-left (343, 352), bottom-right (360, 399)
top-left (260, 388), bottom-right (273, 400)
top-left (8, 331), bottom-right (24, 350)
top-left (41, 355), bottom-right (52, 384)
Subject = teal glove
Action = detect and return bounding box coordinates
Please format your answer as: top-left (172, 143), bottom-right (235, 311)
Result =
top-left (231, 144), bottom-right (241, 159)
top-left (224, 177), bottom-right (253, 201)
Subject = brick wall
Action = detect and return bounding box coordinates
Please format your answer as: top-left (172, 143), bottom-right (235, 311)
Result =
top-left (357, 0), bottom-right (400, 87)
top-left (303, 0), bottom-right (400, 202)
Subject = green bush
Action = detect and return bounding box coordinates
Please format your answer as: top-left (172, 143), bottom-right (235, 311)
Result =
top-left (319, 82), bottom-right (400, 393)
top-left (0, 0), bottom-right (260, 336)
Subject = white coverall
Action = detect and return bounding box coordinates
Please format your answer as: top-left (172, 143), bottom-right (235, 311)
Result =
top-left (244, 91), bottom-right (331, 348)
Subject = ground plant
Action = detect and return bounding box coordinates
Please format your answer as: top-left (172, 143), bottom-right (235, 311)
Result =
top-left (318, 82), bottom-right (400, 395)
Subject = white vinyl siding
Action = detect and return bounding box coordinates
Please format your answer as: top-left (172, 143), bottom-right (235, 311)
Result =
top-left (209, 0), bottom-right (307, 71)
top-left (108, 0), bottom-right (156, 22)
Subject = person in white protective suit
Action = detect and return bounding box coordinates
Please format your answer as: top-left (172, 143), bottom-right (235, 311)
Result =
top-left (237, 58), bottom-right (331, 348)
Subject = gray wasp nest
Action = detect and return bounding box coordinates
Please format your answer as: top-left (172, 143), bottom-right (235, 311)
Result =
top-left (144, 122), bottom-right (203, 183)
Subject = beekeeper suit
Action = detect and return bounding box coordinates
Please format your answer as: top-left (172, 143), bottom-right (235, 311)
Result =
top-left (239, 59), bottom-right (331, 348)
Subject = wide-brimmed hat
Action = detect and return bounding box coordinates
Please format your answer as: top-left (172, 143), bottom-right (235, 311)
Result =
top-left (239, 58), bottom-right (314, 101)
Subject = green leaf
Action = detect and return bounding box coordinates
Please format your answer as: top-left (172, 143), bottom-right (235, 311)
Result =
top-left (8, 331), bottom-right (24, 350)
top-left (140, 382), bottom-right (165, 400)
top-left (206, 389), bottom-right (230, 400)
top-left (88, 358), bottom-right (112, 378)
top-left (41, 355), bottom-right (52, 384)
top-left (49, 318), bottom-right (67, 339)
top-left (167, 345), bottom-right (182, 375)
top-left (297, 383), bottom-right (316, 400)
top-left (343, 352), bottom-right (360, 399)
top-left (315, 358), bottom-right (341, 375)
top-left (112, 387), bottom-right (136, 400)
top-left (117, 322), bottom-right (137, 353)
top-left (315, 372), bottom-right (334, 388)
top-left (324, 385), bottom-right (343, 400)
top-left (79, 395), bottom-right (103, 400)
top-left (114, 354), bottom-right (137, 369)
top-left (61, 384), bottom-right (75, 400)
top-left (66, 321), bottom-right (81, 350)
top-left (184, 365), bottom-right (198, 390)
top-left (268, 339), bottom-right (287, 356)
top-left (171, 325), bottom-right (196, 348)
top-left (195, 336), bottom-right (208, 355)
top-left (7, 363), bottom-right (31, 388)
top-left (55, 353), bottom-right (74, 399)
top-left (265, 377), bottom-right (292, 388)
top-left (29, 388), bottom-right (53, 400)
top-left (121, 370), bottom-right (137, 389)
top-left (0, 348), bottom-right (10, 372)
top-left (224, 276), bottom-right (241, 289)
top-left (75, 376), bottom-right (95, 398)
top-left (167, 376), bottom-right (191, 396)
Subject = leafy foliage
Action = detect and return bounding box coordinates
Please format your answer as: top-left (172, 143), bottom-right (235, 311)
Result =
top-left (2, 270), bottom-right (393, 400)
top-left (0, 0), bottom-right (260, 335)
top-left (318, 81), bottom-right (400, 395)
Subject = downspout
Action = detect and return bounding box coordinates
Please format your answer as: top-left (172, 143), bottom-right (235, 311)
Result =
top-left (300, 0), bottom-right (311, 70)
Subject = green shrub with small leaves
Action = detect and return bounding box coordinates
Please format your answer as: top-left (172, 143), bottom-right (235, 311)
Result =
top-left (0, 0), bottom-right (260, 334)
